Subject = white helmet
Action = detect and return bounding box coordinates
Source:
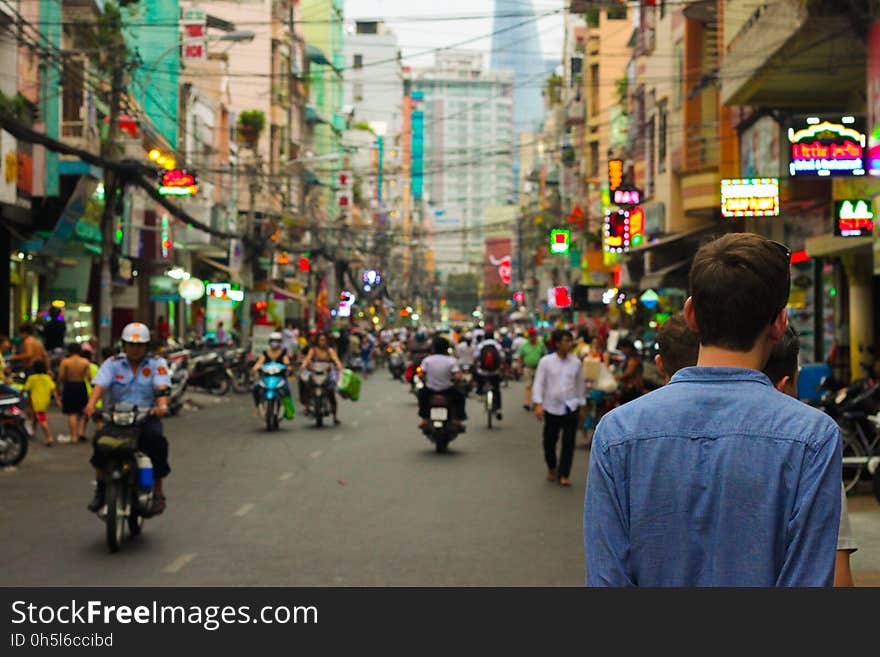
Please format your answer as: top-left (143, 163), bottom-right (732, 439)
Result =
top-left (121, 322), bottom-right (151, 344)
top-left (268, 331), bottom-right (283, 342)
top-left (500, 327), bottom-right (509, 335)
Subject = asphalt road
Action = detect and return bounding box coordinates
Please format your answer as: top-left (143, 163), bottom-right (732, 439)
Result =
top-left (2, 369), bottom-right (878, 586)
top-left (0, 372), bottom-right (587, 586)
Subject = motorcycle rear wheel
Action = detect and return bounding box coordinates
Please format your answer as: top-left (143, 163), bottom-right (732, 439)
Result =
top-left (435, 436), bottom-right (449, 453)
top-left (210, 376), bottom-right (231, 396)
top-left (105, 482), bottom-right (125, 553)
top-left (486, 391), bottom-right (494, 430)
top-left (0, 426), bottom-right (28, 466)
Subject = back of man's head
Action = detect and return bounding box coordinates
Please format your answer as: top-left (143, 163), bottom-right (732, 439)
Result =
top-left (762, 325), bottom-right (800, 397)
top-left (689, 233), bottom-right (790, 352)
top-left (656, 311), bottom-right (699, 381)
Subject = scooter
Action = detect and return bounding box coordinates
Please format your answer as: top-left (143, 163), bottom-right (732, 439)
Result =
top-left (255, 363), bottom-right (291, 431)
top-left (422, 392), bottom-right (465, 453)
top-left (388, 343), bottom-right (406, 380)
top-left (187, 350), bottom-right (232, 395)
top-left (92, 403), bottom-right (155, 553)
top-left (0, 389), bottom-right (28, 467)
top-left (306, 362), bottom-right (333, 428)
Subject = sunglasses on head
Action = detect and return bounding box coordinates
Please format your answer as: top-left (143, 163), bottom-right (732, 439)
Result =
top-left (770, 240), bottom-right (791, 261)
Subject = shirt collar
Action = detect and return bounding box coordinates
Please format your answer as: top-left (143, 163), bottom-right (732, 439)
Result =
top-left (669, 366), bottom-right (774, 387)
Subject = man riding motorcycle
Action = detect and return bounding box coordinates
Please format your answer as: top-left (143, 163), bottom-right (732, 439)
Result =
top-left (250, 331), bottom-right (293, 411)
top-left (473, 328), bottom-right (505, 420)
top-left (418, 336), bottom-right (466, 430)
top-left (84, 323), bottom-right (171, 516)
top-left (407, 328), bottom-right (432, 368)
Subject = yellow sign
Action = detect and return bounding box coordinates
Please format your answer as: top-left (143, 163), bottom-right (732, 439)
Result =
top-left (5, 152), bottom-right (18, 183)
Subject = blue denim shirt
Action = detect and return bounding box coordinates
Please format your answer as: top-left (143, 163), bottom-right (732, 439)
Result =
top-left (584, 367), bottom-right (841, 587)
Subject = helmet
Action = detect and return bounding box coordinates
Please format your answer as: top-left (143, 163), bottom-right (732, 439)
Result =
top-left (268, 332), bottom-right (283, 341)
top-left (121, 322), bottom-right (151, 344)
top-left (500, 327), bottom-right (509, 336)
top-left (528, 327), bottom-right (537, 336)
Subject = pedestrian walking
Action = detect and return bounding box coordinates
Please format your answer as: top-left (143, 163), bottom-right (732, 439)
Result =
top-left (519, 327), bottom-right (547, 410)
top-left (532, 329), bottom-right (585, 487)
top-left (613, 337), bottom-right (644, 403)
top-left (584, 233), bottom-right (842, 586)
top-left (24, 360), bottom-right (60, 447)
top-left (57, 343), bottom-right (91, 444)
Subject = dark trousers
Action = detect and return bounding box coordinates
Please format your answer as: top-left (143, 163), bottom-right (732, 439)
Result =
top-left (543, 410), bottom-right (579, 478)
top-left (90, 417), bottom-right (171, 479)
top-left (475, 373), bottom-right (501, 410)
top-left (418, 386), bottom-right (466, 420)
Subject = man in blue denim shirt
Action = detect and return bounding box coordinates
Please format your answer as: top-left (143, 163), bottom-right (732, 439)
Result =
top-left (584, 233), bottom-right (841, 586)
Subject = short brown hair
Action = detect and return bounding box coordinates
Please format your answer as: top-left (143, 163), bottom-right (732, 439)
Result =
top-left (656, 311), bottom-right (699, 377)
top-left (689, 233), bottom-right (790, 351)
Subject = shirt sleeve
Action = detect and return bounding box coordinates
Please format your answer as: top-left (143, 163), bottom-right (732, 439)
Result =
top-left (92, 359), bottom-right (115, 388)
top-left (584, 423), bottom-right (634, 586)
top-left (777, 425), bottom-right (842, 586)
top-left (152, 358), bottom-right (172, 389)
top-left (574, 360), bottom-right (586, 407)
top-left (532, 358), bottom-right (546, 405)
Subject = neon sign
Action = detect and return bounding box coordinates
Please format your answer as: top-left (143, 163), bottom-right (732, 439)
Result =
top-left (608, 159), bottom-right (624, 192)
top-left (158, 169), bottom-right (199, 196)
top-left (788, 116), bottom-right (865, 177)
top-left (549, 229), bottom-right (571, 255)
top-left (603, 206), bottom-right (644, 252)
top-left (720, 178), bottom-right (780, 217)
top-left (612, 185), bottom-right (642, 206)
top-left (834, 199), bottom-right (874, 237)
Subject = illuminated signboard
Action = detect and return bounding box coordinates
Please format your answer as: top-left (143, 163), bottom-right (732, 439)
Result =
top-left (549, 229), bottom-right (571, 255)
top-left (158, 169), bottom-right (199, 196)
top-left (720, 178), bottom-right (780, 217)
top-left (603, 206), bottom-right (644, 253)
top-left (547, 286), bottom-right (571, 309)
top-left (788, 116), bottom-right (865, 177)
top-left (608, 159), bottom-right (624, 192)
top-left (834, 199), bottom-right (875, 237)
top-left (612, 185), bottom-right (642, 207)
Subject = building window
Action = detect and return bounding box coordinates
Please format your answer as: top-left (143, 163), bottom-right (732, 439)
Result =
top-left (353, 83), bottom-right (363, 102)
top-left (589, 141), bottom-right (599, 178)
top-left (658, 100), bottom-right (667, 173)
top-left (353, 54), bottom-right (363, 69)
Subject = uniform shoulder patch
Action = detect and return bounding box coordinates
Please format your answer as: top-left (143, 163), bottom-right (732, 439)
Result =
top-left (157, 366), bottom-right (168, 375)
top-left (142, 367), bottom-right (152, 377)
top-left (115, 374), bottom-right (125, 380)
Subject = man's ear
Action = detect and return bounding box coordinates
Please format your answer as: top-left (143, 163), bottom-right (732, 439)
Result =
top-left (773, 375), bottom-right (790, 394)
top-left (684, 297), bottom-right (699, 333)
top-left (769, 307), bottom-right (788, 343)
top-left (655, 354), bottom-right (665, 377)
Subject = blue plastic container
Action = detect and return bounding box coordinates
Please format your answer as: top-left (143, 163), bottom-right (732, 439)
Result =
top-left (136, 453), bottom-right (154, 490)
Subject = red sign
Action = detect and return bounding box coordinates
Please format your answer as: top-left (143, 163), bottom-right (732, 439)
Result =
top-left (484, 237), bottom-right (512, 310)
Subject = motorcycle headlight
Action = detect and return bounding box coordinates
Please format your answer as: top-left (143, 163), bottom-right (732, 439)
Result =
top-left (112, 411), bottom-right (135, 425)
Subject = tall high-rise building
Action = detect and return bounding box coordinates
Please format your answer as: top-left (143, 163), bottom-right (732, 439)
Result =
top-left (407, 51), bottom-right (515, 279)
top-left (490, 0), bottom-right (547, 134)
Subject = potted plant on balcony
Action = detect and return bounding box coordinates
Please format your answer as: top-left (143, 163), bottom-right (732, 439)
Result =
top-left (236, 110), bottom-right (265, 149)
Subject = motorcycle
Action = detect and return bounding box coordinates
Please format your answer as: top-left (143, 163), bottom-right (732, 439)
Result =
top-left (0, 389), bottom-right (28, 467)
top-left (92, 403), bottom-right (155, 553)
top-left (306, 362), bottom-right (333, 428)
top-left (388, 343), bottom-right (406, 380)
top-left (422, 392), bottom-right (465, 453)
top-left (256, 363), bottom-right (291, 431)
top-left (186, 350), bottom-right (232, 395)
top-left (165, 358), bottom-right (188, 417)
top-left (224, 347), bottom-right (255, 394)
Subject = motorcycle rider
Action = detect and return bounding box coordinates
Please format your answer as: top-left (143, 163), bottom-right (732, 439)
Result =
top-left (473, 328), bottom-right (505, 420)
top-left (299, 332), bottom-right (344, 424)
top-left (250, 331), bottom-right (293, 411)
top-left (407, 327), bottom-right (432, 368)
top-left (84, 323), bottom-right (171, 516)
top-left (418, 336), bottom-right (466, 430)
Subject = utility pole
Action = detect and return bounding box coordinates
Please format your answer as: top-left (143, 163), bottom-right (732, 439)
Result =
top-left (98, 64), bottom-right (124, 351)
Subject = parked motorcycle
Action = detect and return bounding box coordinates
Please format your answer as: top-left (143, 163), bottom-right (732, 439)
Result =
top-left (165, 357), bottom-right (188, 417)
top-left (256, 363), bottom-right (291, 431)
top-left (224, 347), bottom-right (255, 394)
top-left (421, 392), bottom-right (465, 453)
top-left (0, 390), bottom-right (29, 467)
top-left (307, 362), bottom-right (333, 428)
top-left (92, 403), bottom-right (155, 553)
top-left (186, 350), bottom-right (232, 395)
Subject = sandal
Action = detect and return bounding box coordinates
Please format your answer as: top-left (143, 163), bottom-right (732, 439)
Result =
top-left (558, 477), bottom-right (572, 487)
top-left (546, 469), bottom-right (557, 482)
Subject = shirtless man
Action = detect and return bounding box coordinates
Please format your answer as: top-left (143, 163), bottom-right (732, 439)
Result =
top-left (57, 343), bottom-right (92, 444)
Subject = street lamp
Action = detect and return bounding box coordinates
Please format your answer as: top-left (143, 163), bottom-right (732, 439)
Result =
top-left (139, 30), bottom-right (256, 108)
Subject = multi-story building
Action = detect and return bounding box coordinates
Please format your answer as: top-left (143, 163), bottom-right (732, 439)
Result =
top-left (407, 51), bottom-right (515, 279)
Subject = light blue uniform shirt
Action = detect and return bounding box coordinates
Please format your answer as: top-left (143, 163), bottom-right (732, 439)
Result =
top-left (584, 367), bottom-right (841, 587)
top-left (92, 353), bottom-right (172, 410)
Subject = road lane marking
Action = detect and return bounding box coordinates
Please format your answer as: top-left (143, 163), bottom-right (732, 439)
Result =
top-left (310, 450), bottom-right (323, 459)
top-left (279, 472), bottom-right (293, 481)
top-left (233, 503), bottom-right (255, 517)
top-left (163, 553), bottom-right (197, 574)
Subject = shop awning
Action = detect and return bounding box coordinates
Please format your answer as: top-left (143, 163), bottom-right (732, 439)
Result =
top-left (639, 258), bottom-right (692, 291)
top-left (804, 234), bottom-right (872, 257)
top-left (628, 223), bottom-right (718, 254)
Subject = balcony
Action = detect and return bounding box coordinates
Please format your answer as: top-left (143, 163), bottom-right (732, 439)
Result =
top-left (721, 1), bottom-right (865, 108)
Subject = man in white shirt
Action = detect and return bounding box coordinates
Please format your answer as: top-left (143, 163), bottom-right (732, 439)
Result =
top-left (418, 336), bottom-right (466, 429)
top-left (532, 329), bottom-right (586, 487)
top-left (472, 328), bottom-right (505, 420)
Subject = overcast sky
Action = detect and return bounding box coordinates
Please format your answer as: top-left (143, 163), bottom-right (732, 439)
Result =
top-left (343, 0), bottom-right (566, 68)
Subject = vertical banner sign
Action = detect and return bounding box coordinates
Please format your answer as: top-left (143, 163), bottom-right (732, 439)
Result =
top-left (411, 92), bottom-right (425, 201)
top-left (608, 159), bottom-right (624, 192)
top-left (868, 22), bottom-right (880, 176)
top-left (484, 237), bottom-right (512, 311)
top-left (181, 8), bottom-right (207, 61)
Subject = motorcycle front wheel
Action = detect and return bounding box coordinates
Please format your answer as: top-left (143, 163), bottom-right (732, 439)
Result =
top-left (232, 371), bottom-right (251, 394)
top-left (0, 425), bottom-right (28, 466)
top-left (265, 399), bottom-right (277, 431)
top-left (105, 482), bottom-right (125, 553)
